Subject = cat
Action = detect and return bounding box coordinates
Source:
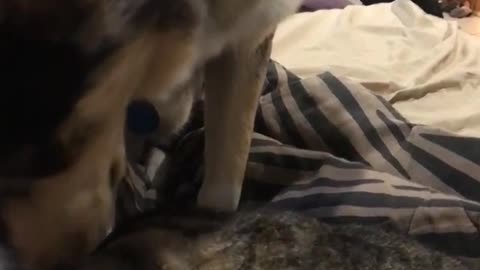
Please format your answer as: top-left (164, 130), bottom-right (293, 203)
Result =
top-left (77, 209), bottom-right (474, 270)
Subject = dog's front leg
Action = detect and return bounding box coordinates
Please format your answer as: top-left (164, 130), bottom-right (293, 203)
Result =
top-left (197, 34), bottom-right (273, 212)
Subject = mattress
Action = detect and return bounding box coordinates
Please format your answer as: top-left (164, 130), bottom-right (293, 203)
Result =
top-left (272, 0), bottom-right (480, 137)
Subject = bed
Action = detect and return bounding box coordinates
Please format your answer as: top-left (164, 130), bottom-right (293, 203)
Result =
top-left (273, 0), bottom-right (480, 137)
top-left (120, 0), bottom-right (480, 264)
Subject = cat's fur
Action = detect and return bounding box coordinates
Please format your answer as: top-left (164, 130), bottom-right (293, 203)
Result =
top-left (78, 210), bottom-right (473, 270)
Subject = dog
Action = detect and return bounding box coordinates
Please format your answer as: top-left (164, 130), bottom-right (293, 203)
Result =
top-left (0, 0), bottom-right (301, 269)
top-left (77, 209), bottom-right (475, 270)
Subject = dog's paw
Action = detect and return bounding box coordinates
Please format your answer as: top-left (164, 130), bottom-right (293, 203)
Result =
top-left (196, 181), bottom-right (241, 213)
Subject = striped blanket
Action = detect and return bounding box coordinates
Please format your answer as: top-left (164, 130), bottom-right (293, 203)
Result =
top-left (120, 61), bottom-right (480, 259)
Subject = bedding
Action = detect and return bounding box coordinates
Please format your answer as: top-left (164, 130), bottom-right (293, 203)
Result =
top-left (272, 0), bottom-right (480, 137)
top-left (120, 61), bottom-right (480, 262)
top-left (360, 0), bottom-right (443, 17)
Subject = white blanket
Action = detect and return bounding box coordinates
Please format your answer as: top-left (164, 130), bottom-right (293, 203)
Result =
top-left (272, 0), bottom-right (480, 137)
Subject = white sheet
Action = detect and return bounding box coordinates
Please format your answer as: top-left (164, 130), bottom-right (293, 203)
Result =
top-left (272, 0), bottom-right (480, 137)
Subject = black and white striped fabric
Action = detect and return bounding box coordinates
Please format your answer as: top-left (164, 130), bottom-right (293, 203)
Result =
top-left (120, 61), bottom-right (480, 259)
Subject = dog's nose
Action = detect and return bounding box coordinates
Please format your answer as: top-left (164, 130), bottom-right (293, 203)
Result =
top-left (127, 100), bottom-right (159, 135)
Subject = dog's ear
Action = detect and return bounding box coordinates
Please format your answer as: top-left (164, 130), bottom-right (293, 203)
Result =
top-left (0, 0), bottom-right (92, 17)
top-left (0, 0), bottom-right (94, 41)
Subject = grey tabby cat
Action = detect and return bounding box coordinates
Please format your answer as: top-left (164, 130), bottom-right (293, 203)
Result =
top-left (77, 209), bottom-right (474, 270)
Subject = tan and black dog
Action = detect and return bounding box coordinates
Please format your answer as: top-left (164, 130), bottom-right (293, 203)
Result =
top-left (0, 0), bottom-right (301, 269)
